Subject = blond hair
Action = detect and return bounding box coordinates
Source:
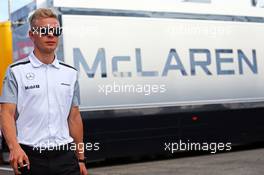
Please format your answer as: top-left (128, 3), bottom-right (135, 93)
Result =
top-left (28, 8), bottom-right (58, 28)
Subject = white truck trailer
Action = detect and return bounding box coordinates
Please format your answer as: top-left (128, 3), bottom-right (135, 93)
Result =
top-left (2, 0), bottom-right (264, 162)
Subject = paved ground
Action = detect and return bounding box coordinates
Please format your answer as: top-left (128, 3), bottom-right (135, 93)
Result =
top-left (1, 147), bottom-right (264, 175)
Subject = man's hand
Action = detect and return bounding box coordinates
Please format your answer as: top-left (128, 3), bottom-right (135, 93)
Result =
top-left (79, 162), bottom-right (88, 175)
top-left (9, 145), bottom-right (30, 175)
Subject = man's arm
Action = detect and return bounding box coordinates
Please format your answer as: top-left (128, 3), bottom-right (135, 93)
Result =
top-left (0, 67), bottom-right (29, 174)
top-left (68, 74), bottom-right (88, 175)
top-left (0, 103), bottom-right (18, 151)
top-left (68, 106), bottom-right (85, 159)
top-left (68, 106), bottom-right (88, 175)
top-left (0, 103), bottom-right (30, 175)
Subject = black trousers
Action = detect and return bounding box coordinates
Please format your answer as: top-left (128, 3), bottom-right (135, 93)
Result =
top-left (19, 144), bottom-right (80, 175)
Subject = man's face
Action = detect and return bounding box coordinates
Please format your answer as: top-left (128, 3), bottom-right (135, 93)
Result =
top-left (29, 17), bottom-right (61, 54)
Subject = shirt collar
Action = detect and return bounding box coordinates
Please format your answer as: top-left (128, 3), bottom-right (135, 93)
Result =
top-left (29, 51), bottom-right (60, 69)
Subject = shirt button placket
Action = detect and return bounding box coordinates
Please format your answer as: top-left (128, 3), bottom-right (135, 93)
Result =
top-left (46, 65), bottom-right (52, 146)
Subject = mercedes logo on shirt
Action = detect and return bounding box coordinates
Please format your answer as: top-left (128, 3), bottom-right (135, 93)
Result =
top-left (26, 73), bottom-right (35, 80)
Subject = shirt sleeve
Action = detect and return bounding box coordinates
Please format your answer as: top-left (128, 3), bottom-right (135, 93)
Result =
top-left (71, 74), bottom-right (80, 107)
top-left (0, 67), bottom-right (18, 104)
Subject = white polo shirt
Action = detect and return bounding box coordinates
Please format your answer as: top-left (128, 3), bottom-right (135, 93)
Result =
top-left (0, 52), bottom-right (80, 147)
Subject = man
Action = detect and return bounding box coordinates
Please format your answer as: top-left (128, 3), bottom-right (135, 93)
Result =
top-left (0, 8), bottom-right (88, 175)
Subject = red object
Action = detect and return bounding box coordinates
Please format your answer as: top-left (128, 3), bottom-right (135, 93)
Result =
top-left (192, 116), bottom-right (198, 121)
